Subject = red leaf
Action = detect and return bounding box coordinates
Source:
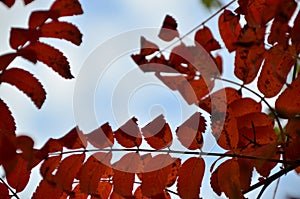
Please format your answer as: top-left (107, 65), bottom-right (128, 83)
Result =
top-left (166, 158), bottom-right (181, 187)
top-left (237, 159), bottom-right (253, 191)
top-left (78, 152), bottom-right (112, 194)
top-left (176, 112), bottom-right (206, 150)
top-left (177, 157), bottom-right (205, 199)
top-left (141, 154), bottom-right (173, 197)
top-left (15, 135), bottom-right (34, 162)
top-left (40, 138), bottom-right (63, 156)
top-left (291, 11), bottom-right (300, 53)
top-left (40, 155), bottom-right (62, 181)
top-left (21, 42), bottom-right (73, 79)
top-left (0, 99), bottom-right (16, 137)
top-left (58, 127), bottom-right (87, 149)
top-left (114, 117), bottom-right (142, 148)
top-left (23, 0), bottom-right (34, 5)
top-left (286, 118), bottom-right (300, 160)
top-left (158, 15), bottom-right (179, 41)
top-left (9, 28), bottom-right (39, 50)
top-left (0, 68), bottom-right (46, 108)
top-left (195, 26), bottom-right (221, 52)
top-left (53, 154), bottom-right (85, 192)
top-left (140, 36), bottom-right (159, 56)
top-left (0, 53), bottom-right (17, 71)
top-left (28, 10), bottom-right (59, 29)
top-left (50, 0), bottom-right (83, 17)
top-left (142, 115), bottom-right (172, 149)
top-left (40, 22), bottom-right (82, 45)
top-left (5, 155), bottom-right (31, 192)
top-left (169, 43), bottom-right (194, 68)
top-left (86, 122), bottom-right (114, 149)
top-left (275, 76), bottom-right (300, 118)
top-left (258, 45), bottom-right (296, 98)
top-left (90, 182), bottom-right (112, 199)
top-left (210, 167), bottom-right (221, 196)
top-left (70, 184), bottom-right (88, 199)
top-left (134, 186), bottom-right (171, 199)
top-left (0, 0), bottom-right (15, 7)
top-left (32, 180), bottom-right (64, 199)
top-left (0, 183), bottom-right (10, 199)
top-left (0, 132), bottom-right (16, 166)
top-left (217, 159), bottom-right (244, 198)
top-left (218, 10), bottom-right (241, 52)
top-left (112, 153), bottom-right (141, 197)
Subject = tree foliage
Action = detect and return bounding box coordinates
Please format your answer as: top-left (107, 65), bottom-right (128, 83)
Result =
top-left (0, 0), bottom-right (300, 198)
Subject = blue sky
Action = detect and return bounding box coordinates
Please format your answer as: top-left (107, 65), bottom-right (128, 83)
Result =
top-left (0, 0), bottom-right (300, 198)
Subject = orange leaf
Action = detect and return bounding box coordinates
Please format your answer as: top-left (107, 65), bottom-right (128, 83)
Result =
top-left (275, 76), bottom-right (300, 118)
top-left (0, 68), bottom-right (46, 108)
top-left (134, 186), bottom-right (171, 199)
top-left (176, 112), bottom-right (206, 150)
top-left (158, 15), bottom-right (179, 41)
top-left (0, 53), bottom-right (17, 71)
top-left (0, 183), bottom-right (10, 199)
top-left (21, 42), bottom-right (73, 79)
top-left (5, 155), bottom-right (31, 192)
top-left (258, 45), bottom-right (296, 98)
top-left (58, 127), bottom-right (87, 149)
top-left (69, 184), bottom-right (88, 199)
top-left (50, 0), bottom-right (83, 17)
top-left (195, 26), bottom-right (221, 52)
top-left (140, 36), bottom-right (159, 56)
top-left (40, 22), bottom-right (82, 45)
top-left (177, 157), bottom-right (205, 199)
top-left (237, 159), bottom-right (253, 191)
top-left (78, 152), bottom-right (112, 194)
top-left (90, 182), bottom-right (112, 199)
top-left (141, 154), bottom-right (173, 197)
top-left (28, 10), bottom-right (59, 29)
top-left (40, 155), bottom-right (62, 181)
top-left (32, 180), bottom-right (64, 199)
top-left (285, 118), bottom-right (300, 161)
top-left (9, 28), bottom-right (39, 50)
top-left (112, 153), bottom-right (141, 197)
top-left (0, 99), bottom-right (16, 137)
top-left (53, 153), bottom-right (85, 192)
top-left (114, 117), bottom-right (142, 148)
top-left (218, 9), bottom-right (241, 52)
top-left (217, 159), bottom-right (244, 198)
top-left (166, 158), bottom-right (181, 187)
top-left (142, 115), bottom-right (172, 149)
top-left (86, 122), bottom-right (114, 149)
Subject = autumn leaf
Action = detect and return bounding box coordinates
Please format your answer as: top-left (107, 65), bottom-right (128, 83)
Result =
top-left (0, 99), bottom-right (16, 137)
top-left (114, 117), bottom-right (142, 148)
top-left (291, 11), bottom-right (300, 53)
top-left (176, 112), bottom-right (206, 150)
top-left (69, 184), bottom-right (88, 199)
top-left (218, 9), bottom-right (241, 52)
top-left (112, 153), bottom-right (141, 197)
top-left (285, 118), bottom-right (300, 161)
top-left (0, 0), bottom-right (15, 7)
top-left (275, 76), bottom-right (300, 118)
top-left (0, 53), bottom-right (17, 71)
top-left (40, 155), bottom-right (62, 181)
top-left (142, 114), bottom-right (173, 149)
top-left (50, 0), bottom-right (83, 17)
top-left (40, 22), bottom-right (82, 45)
top-left (140, 36), bottom-right (159, 56)
top-left (134, 186), bottom-right (171, 199)
top-left (9, 28), bottom-right (39, 50)
top-left (52, 153), bottom-right (85, 192)
top-left (32, 180), bottom-right (64, 199)
top-left (28, 10), bottom-right (60, 29)
top-left (0, 183), bottom-right (10, 199)
top-left (58, 127), bottom-right (87, 149)
top-left (0, 68), bottom-right (46, 108)
top-left (21, 42), bottom-right (73, 79)
top-left (90, 182), bottom-right (112, 199)
top-left (86, 122), bottom-right (114, 149)
top-left (158, 15), bottom-right (179, 41)
top-left (194, 26), bottom-right (221, 52)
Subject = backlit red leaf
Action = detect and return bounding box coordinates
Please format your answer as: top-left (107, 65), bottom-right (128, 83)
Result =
top-left (114, 117), bottom-right (142, 148)
top-left (0, 68), bottom-right (46, 108)
top-left (218, 9), bottom-right (241, 52)
top-left (58, 127), bottom-right (87, 149)
top-left (28, 10), bottom-right (59, 29)
top-left (86, 122), bottom-right (114, 149)
top-left (112, 153), bottom-right (141, 197)
top-left (40, 155), bottom-right (62, 181)
top-left (0, 99), bottom-right (16, 137)
top-left (141, 154), bottom-right (173, 197)
top-left (134, 186), bottom-right (171, 199)
top-left (285, 118), bottom-right (300, 160)
top-left (0, 53), bottom-right (17, 71)
top-left (258, 45), bottom-right (296, 98)
top-left (50, 0), bottom-right (83, 17)
top-left (21, 42), bottom-right (73, 79)
top-left (78, 152), bottom-right (112, 194)
top-left (176, 112), bottom-right (206, 150)
top-left (0, 183), bottom-right (10, 199)
top-left (90, 182), bottom-right (112, 199)
top-left (218, 159), bottom-right (244, 198)
top-left (53, 153), bottom-right (85, 192)
top-left (142, 115), bottom-right (172, 149)
top-left (158, 15), bottom-right (179, 41)
top-left (0, 0), bottom-right (15, 7)
top-left (5, 155), bottom-right (31, 192)
top-left (70, 184), bottom-right (88, 199)
top-left (32, 180), bottom-right (64, 199)
top-left (9, 28), bottom-right (39, 50)
top-left (140, 36), bottom-right (159, 56)
top-left (275, 76), bottom-right (300, 118)
top-left (40, 22), bottom-right (82, 45)
top-left (177, 157), bottom-right (205, 199)
top-left (195, 26), bottom-right (221, 52)
top-left (291, 11), bottom-right (300, 52)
